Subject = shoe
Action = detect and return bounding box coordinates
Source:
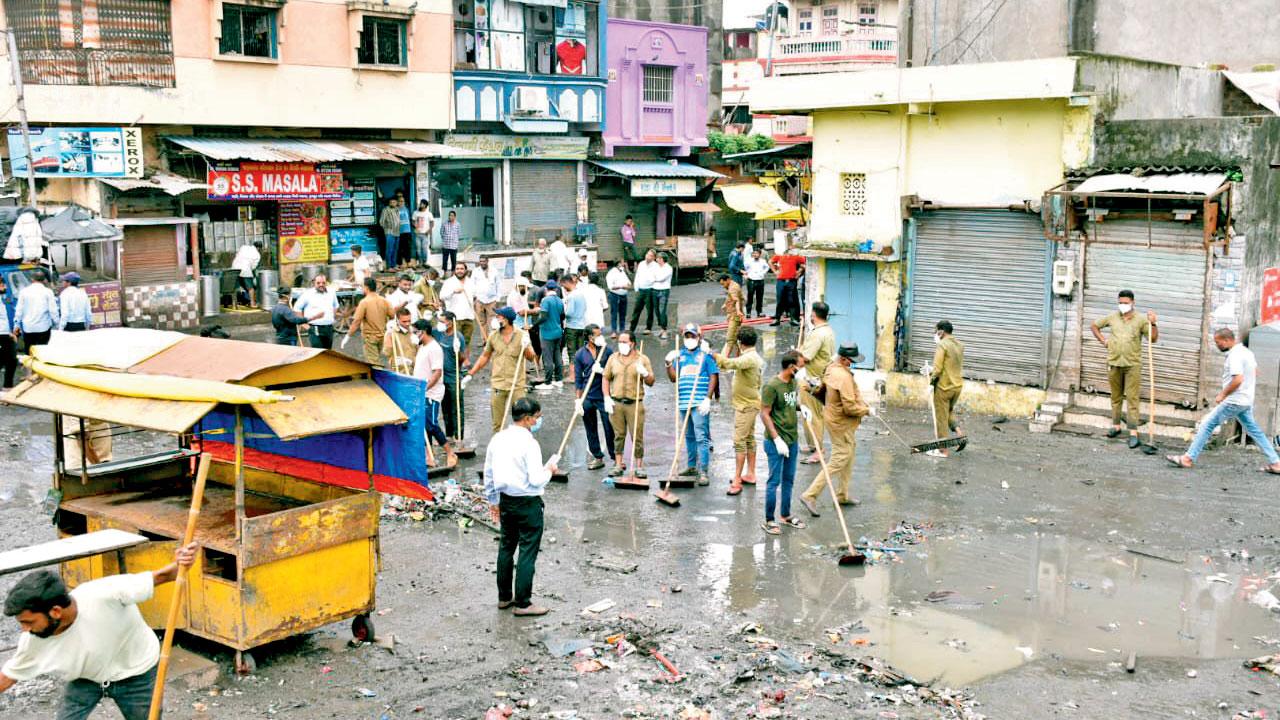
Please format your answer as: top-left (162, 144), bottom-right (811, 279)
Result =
top-left (512, 605), bottom-right (550, 617)
top-left (659, 331), bottom-right (668, 340)
top-left (497, 600), bottom-right (514, 609)
top-left (608, 465), bottom-right (624, 477)
top-left (1166, 454), bottom-right (1192, 469)
top-left (837, 497), bottom-right (861, 507)
top-left (1105, 428), bottom-right (1122, 438)
top-left (587, 458), bottom-right (605, 470)
top-left (554, 380), bottom-right (564, 389)
top-left (697, 474), bottom-right (710, 487)
top-left (781, 516), bottom-right (807, 530)
top-left (769, 320), bottom-right (781, 327)
top-left (1127, 435), bottom-right (1141, 449)
top-left (678, 467), bottom-right (699, 477)
top-left (726, 483), bottom-right (743, 496)
top-left (762, 521), bottom-right (781, 536)
top-left (799, 496), bottom-right (821, 517)
top-left (535, 384), bottom-right (554, 393)
top-left (634, 468), bottom-right (648, 479)
top-left (642, 329), bottom-right (651, 335)
top-left (741, 475), bottom-right (757, 485)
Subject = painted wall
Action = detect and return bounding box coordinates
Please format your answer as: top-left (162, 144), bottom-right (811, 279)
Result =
top-left (607, 0), bottom-right (723, 122)
top-left (604, 19), bottom-right (709, 156)
top-left (0, 0), bottom-right (454, 130)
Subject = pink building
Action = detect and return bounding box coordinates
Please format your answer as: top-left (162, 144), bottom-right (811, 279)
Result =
top-left (603, 19), bottom-right (709, 157)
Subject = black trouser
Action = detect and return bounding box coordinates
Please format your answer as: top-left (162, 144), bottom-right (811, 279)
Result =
top-left (22, 329), bottom-right (51, 353)
top-left (398, 232), bottom-right (413, 265)
top-left (64, 322), bottom-right (87, 332)
top-left (773, 279), bottom-right (799, 322)
top-left (58, 664), bottom-right (157, 720)
top-left (0, 335), bottom-right (16, 388)
top-left (443, 380), bottom-right (465, 439)
top-left (746, 279), bottom-right (765, 315)
top-left (582, 398), bottom-right (614, 460)
top-left (309, 324), bottom-right (335, 349)
top-left (442, 248), bottom-right (457, 273)
top-left (497, 493), bottom-right (544, 608)
top-left (628, 288), bottom-right (654, 332)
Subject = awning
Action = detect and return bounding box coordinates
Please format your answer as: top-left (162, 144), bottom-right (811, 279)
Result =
top-left (719, 183), bottom-right (805, 221)
top-left (1, 378), bottom-right (213, 434)
top-left (1073, 172), bottom-right (1228, 196)
top-left (35, 328), bottom-right (187, 371)
top-left (39, 205), bottom-right (122, 243)
top-left (252, 379), bottom-right (408, 440)
top-left (591, 160), bottom-right (725, 179)
top-left (520, 0), bottom-right (567, 7)
top-left (675, 202), bottom-right (722, 213)
top-left (99, 172), bottom-right (207, 196)
top-left (165, 137), bottom-right (478, 163)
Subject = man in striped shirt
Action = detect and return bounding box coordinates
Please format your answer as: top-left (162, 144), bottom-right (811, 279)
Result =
top-left (440, 210), bottom-right (461, 273)
top-left (665, 323), bottom-right (719, 486)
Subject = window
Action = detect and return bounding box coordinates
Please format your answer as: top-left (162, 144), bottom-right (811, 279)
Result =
top-left (358, 16), bottom-right (407, 66)
top-left (858, 3), bottom-right (877, 25)
top-left (3, 0), bottom-right (175, 87)
top-left (840, 173), bottom-right (867, 216)
top-left (822, 6), bottom-right (839, 34)
top-left (643, 65), bottom-right (674, 105)
top-left (459, 0), bottom-right (598, 75)
top-left (219, 4), bottom-right (277, 58)
top-left (734, 31), bottom-right (752, 48)
top-left (797, 8), bottom-right (812, 33)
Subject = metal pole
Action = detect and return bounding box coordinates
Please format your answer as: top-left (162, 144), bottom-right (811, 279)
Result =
top-left (763, 3), bottom-right (777, 77)
top-left (6, 30), bottom-right (38, 206)
top-left (234, 408), bottom-right (245, 542)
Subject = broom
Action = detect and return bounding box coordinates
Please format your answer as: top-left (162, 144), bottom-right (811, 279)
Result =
top-left (800, 416), bottom-right (865, 566)
top-left (550, 362), bottom-right (602, 482)
top-left (655, 350), bottom-right (708, 507)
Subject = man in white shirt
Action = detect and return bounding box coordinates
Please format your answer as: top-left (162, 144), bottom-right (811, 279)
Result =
top-left (411, 200), bottom-right (435, 263)
top-left (0, 543), bottom-right (197, 720)
top-left (58, 272), bottom-right (92, 331)
top-left (231, 241), bottom-right (262, 306)
top-left (482, 396), bottom-right (558, 617)
top-left (628, 249), bottom-right (659, 337)
top-left (440, 262), bottom-right (477, 349)
top-left (412, 319), bottom-right (455, 468)
top-left (650, 252), bottom-right (674, 340)
top-left (14, 268), bottom-right (59, 351)
top-left (387, 273), bottom-right (424, 322)
top-left (744, 247), bottom-right (771, 317)
top-left (1168, 327), bottom-right (1280, 473)
top-left (581, 271), bottom-right (607, 330)
top-left (351, 245), bottom-right (372, 287)
top-left (605, 260), bottom-right (631, 338)
top-left (469, 256), bottom-right (503, 342)
top-left (293, 274), bottom-right (340, 348)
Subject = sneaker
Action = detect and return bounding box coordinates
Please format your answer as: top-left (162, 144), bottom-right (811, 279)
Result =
top-left (587, 458), bottom-right (605, 470)
top-left (535, 384), bottom-right (554, 393)
top-left (512, 605), bottom-right (550, 617)
top-left (642, 329), bottom-right (651, 335)
top-left (697, 474), bottom-right (710, 487)
top-left (678, 467), bottom-right (699, 477)
top-left (769, 320), bottom-right (781, 327)
top-left (553, 380), bottom-right (564, 389)
top-left (634, 468), bottom-right (648, 479)
top-left (608, 465), bottom-right (624, 477)
top-left (659, 331), bottom-right (669, 340)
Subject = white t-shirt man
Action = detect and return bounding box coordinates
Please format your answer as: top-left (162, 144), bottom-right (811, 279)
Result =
top-left (440, 275), bottom-right (476, 321)
top-left (469, 265), bottom-right (502, 305)
top-left (387, 287), bottom-right (424, 322)
top-left (1, 573), bottom-right (159, 685)
top-left (1223, 343), bottom-right (1258, 407)
top-left (549, 240), bottom-right (577, 274)
top-left (633, 260), bottom-right (659, 291)
top-left (231, 243), bottom-right (260, 278)
top-left (294, 287), bottom-right (338, 326)
top-left (606, 266), bottom-right (631, 296)
top-left (352, 253), bottom-right (372, 286)
top-left (413, 338), bottom-right (446, 402)
top-left (745, 256), bottom-right (770, 281)
top-left (581, 279), bottom-right (607, 328)
top-left (412, 207), bottom-right (434, 235)
top-left (651, 260), bottom-right (674, 291)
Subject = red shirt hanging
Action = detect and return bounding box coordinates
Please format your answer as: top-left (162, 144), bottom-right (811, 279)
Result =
top-left (556, 39), bottom-right (587, 75)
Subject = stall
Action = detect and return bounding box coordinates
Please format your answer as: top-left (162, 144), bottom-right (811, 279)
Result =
top-left (1, 329), bottom-right (420, 672)
top-left (40, 204), bottom-right (124, 327)
top-left (587, 160), bottom-right (724, 269)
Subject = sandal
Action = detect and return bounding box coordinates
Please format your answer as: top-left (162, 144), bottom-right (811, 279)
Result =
top-left (762, 521), bottom-right (781, 535)
top-left (1165, 454), bottom-right (1192, 469)
top-left (741, 476), bottom-right (757, 485)
top-left (1263, 464), bottom-right (1280, 476)
top-left (781, 517), bottom-right (806, 530)
top-left (726, 483), bottom-right (743, 496)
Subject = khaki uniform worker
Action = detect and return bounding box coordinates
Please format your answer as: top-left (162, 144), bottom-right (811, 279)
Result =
top-left (465, 305), bottom-right (537, 434)
top-left (800, 344), bottom-right (869, 516)
top-left (713, 326), bottom-right (764, 494)
top-left (383, 307), bottom-right (418, 374)
top-left (926, 319), bottom-right (966, 458)
top-left (1090, 290), bottom-right (1159, 449)
top-left (798, 301), bottom-right (837, 464)
top-left (719, 273), bottom-right (746, 356)
top-left (603, 332), bottom-right (655, 478)
top-left (346, 276), bottom-right (393, 365)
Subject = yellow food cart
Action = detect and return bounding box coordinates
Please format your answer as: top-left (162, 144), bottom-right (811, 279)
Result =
top-left (1, 331), bottom-right (410, 673)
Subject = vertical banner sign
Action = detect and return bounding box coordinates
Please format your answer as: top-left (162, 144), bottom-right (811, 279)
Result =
top-left (329, 179), bottom-right (379, 261)
top-left (279, 201), bottom-right (330, 263)
top-left (1262, 267), bottom-right (1280, 326)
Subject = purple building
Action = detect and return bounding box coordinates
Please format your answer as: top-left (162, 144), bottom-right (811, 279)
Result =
top-left (603, 19), bottom-right (710, 158)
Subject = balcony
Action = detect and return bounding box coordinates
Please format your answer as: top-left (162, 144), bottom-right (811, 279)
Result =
top-left (773, 30), bottom-right (897, 73)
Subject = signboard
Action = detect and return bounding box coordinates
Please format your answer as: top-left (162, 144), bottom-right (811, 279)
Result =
top-left (8, 127), bottom-right (143, 178)
top-left (279, 200), bottom-right (330, 264)
top-left (207, 162), bottom-right (344, 201)
top-left (1262, 267), bottom-right (1280, 325)
top-left (328, 179), bottom-right (377, 227)
top-left (631, 178), bottom-right (697, 197)
top-left (83, 281), bottom-right (123, 327)
top-left (444, 133), bottom-right (589, 160)
top-left (330, 227), bottom-right (379, 261)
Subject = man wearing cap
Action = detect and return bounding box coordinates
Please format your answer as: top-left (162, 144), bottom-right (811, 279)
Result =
top-left (465, 305), bottom-right (538, 433)
top-left (665, 323), bottom-right (719, 485)
top-left (603, 331), bottom-right (654, 478)
top-left (797, 301), bottom-right (837, 464)
top-left (57, 273), bottom-right (92, 332)
top-left (800, 343), bottom-right (870, 516)
top-left (924, 320), bottom-right (965, 458)
top-left (574, 324), bottom-right (614, 470)
top-left (271, 287), bottom-right (309, 345)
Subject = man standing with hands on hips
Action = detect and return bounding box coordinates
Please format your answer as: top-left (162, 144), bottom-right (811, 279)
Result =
top-left (1090, 290), bottom-right (1158, 449)
top-left (484, 397), bottom-right (557, 617)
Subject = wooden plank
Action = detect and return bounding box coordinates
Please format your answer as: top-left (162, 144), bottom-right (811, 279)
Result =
top-left (1, 378), bottom-right (213, 434)
top-left (240, 492), bottom-right (380, 568)
top-left (0, 529), bottom-right (148, 576)
top-left (251, 379), bottom-right (408, 440)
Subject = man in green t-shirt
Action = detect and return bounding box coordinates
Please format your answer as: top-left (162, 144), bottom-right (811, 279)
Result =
top-left (714, 327), bottom-right (764, 495)
top-left (1090, 289), bottom-right (1159, 449)
top-left (759, 350), bottom-right (807, 536)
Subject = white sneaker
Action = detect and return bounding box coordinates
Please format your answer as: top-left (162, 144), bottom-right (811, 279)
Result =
top-left (553, 380), bottom-right (564, 389)
top-left (535, 384), bottom-right (554, 393)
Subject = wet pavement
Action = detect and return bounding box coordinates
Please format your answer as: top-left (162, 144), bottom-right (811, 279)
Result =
top-left (3, 281), bottom-right (1280, 718)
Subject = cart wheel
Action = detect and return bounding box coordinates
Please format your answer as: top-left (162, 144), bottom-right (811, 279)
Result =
top-left (234, 650), bottom-right (256, 676)
top-left (351, 613), bottom-right (376, 643)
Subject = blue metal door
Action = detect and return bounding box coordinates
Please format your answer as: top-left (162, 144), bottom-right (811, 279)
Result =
top-left (823, 259), bottom-right (876, 369)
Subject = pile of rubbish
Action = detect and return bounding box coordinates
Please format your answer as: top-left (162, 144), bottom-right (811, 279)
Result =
top-left (381, 480), bottom-right (499, 531)
top-left (853, 520), bottom-right (933, 565)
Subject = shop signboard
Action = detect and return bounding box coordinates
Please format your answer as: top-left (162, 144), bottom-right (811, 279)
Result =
top-left (207, 162), bottom-right (344, 201)
top-left (444, 133), bottom-right (589, 160)
top-left (8, 126), bottom-right (143, 178)
top-left (330, 227), bottom-right (379, 261)
top-left (1262, 267), bottom-right (1280, 325)
top-left (83, 281), bottom-right (123, 327)
top-left (631, 178), bottom-right (697, 197)
top-left (329, 180), bottom-right (377, 226)
top-left (279, 200), bottom-right (330, 264)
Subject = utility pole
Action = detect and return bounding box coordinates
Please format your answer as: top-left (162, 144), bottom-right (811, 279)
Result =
top-left (6, 29), bottom-right (38, 207)
top-left (763, 2), bottom-right (777, 78)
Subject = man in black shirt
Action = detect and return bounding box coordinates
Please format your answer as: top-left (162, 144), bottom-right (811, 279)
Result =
top-left (271, 287), bottom-right (309, 345)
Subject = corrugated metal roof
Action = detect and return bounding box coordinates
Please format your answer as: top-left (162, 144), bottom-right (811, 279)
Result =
top-left (40, 204), bottom-right (122, 243)
top-left (1073, 172), bottom-right (1228, 196)
top-left (99, 172), bottom-right (206, 196)
top-left (165, 137), bottom-right (478, 163)
top-left (590, 160), bottom-right (725, 179)
top-left (253, 379), bottom-right (408, 440)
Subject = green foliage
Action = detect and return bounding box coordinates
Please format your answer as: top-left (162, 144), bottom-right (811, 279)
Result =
top-left (708, 131), bottom-right (775, 156)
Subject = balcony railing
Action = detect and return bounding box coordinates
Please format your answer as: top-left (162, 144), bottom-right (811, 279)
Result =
top-left (776, 31), bottom-right (897, 62)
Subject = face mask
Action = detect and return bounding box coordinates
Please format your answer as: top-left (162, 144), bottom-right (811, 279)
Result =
top-left (593, 336), bottom-right (606, 348)
top-left (519, 288), bottom-right (526, 295)
top-left (490, 318), bottom-right (501, 331)
top-left (684, 338), bottom-right (699, 351)
top-left (530, 417), bottom-right (543, 433)
top-left (1118, 303), bottom-right (1132, 314)
top-left (618, 342), bottom-right (632, 355)
top-left (436, 322), bottom-right (447, 333)
top-left (934, 333), bottom-right (943, 344)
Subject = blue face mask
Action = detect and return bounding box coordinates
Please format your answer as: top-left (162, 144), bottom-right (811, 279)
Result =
top-left (530, 418), bottom-right (543, 433)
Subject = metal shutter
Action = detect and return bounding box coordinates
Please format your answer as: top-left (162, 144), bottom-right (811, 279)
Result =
top-left (908, 210), bottom-right (1050, 386)
top-left (713, 206), bottom-right (754, 263)
top-left (588, 193), bottom-right (657, 262)
top-left (121, 225), bottom-right (182, 286)
top-left (509, 162), bottom-right (578, 244)
top-left (1079, 220), bottom-right (1208, 406)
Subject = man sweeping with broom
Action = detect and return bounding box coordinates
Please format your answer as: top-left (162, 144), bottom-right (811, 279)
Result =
top-left (603, 332), bottom-right (654, 479)
top-left (465, 307), bottom-right (537, 434)
top-left (923, 320), bottom-right (966, 458)
top-left (0, 544), bottom-right (197, 719)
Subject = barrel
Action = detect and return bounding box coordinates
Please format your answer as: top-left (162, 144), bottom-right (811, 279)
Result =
top-left (200, 274), bottom-right (220, 318)
top-left (257, 269), bottom-right (278, 309)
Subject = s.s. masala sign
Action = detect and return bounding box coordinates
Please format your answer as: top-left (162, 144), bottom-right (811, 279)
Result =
top-left (207, 162), bottom-right (344, 200)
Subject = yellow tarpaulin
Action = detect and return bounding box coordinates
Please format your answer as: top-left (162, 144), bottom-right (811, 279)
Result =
top-left (718, 184), bottom-right (806, 221)
top-left (1, 378), bottom-right (214, 434)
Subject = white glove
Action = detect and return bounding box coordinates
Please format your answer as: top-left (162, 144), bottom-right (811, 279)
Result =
top-left (604, 397), bottom-right (615, 415)
top-left (665, 350), bottom-right (679, 364)
top-left (574, 398), bottom-right (584, 415)
top-left (799, 405), bottom-right (813, 422)
top-left (698, 397), bottom-right (711, 415)
top-left (635, 363), bottom-right (649, 379)
top-left (773, 436), bottom-right (790, 457)
top-left (920, 364), bottom-right (933, 377)
top-left (700, 339), bottom-right (710, 353)
top-left (341, 334), bottom-right (351, 349)
top-left (592, 363), bottom-right (604, 375)
top-left (545, 453), bottom-right (560, 469)
top-left (807, 374), bottom-right (821, 389)
top-left (452, 337), bottom-right (461, 352)
top-left (796, 367), bottom-right (810, 385)
top-left (461, 374), bottom-right (472, 388)
top-left (521, 333), bottom-right (531, 349)
top-left (868, 405), bottom-right (879, 417)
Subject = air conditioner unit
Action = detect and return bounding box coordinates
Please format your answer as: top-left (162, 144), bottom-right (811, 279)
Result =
top-left (512, 86), bottom-right (549, 116)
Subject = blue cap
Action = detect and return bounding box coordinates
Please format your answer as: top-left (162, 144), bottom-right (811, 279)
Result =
top-left (682, 322), bottom-right (700, 337)
top-left (62, 272), bottom-right (81, 285)
top-left (497, 306), bottom-right (517, 323)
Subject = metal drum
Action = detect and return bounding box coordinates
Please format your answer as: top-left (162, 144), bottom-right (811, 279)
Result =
top-left (297, 264), bottom-right (325, 285)
top-left (257, 269), bottom-right (278, 309)
top-left (200, 274), bottom-right (220, 318)
top-left (327, 264), bottom-right (348, 283)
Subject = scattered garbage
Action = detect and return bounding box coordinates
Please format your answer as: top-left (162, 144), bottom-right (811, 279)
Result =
top-left (589, 557), bottom-right (639, 574)
top-left (1245, 654), bottom-right (1280, 675)
top-left (1250, 590), bottom-right (1280, 612)
top-left (355, 688), bottom-right (377, 698)
top-left (543, 637), bottom-right (594, 657)
top-left (584, 599), bottom-right (617, 614)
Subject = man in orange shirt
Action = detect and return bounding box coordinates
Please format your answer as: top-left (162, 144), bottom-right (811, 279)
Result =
top-left (769, 246), bottom-right (805, 327)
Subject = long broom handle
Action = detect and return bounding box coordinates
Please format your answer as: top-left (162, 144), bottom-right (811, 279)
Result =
top-left (802, 416), bottom-right (856, 551)
top-left (1147, 333), bottom-right (1156, 444)
top-left (454, 337), bottom-right (464, 443)
top-left (625, 341), bottom-right (645, 468)
top-left (556, 362), bottom-right (601, 457)
top-left (664, 351), bottom-right (709, 489)
top-left (499, 338), bottom-right (527, 429)
top-left (147, 453), bottom-right (212, 720)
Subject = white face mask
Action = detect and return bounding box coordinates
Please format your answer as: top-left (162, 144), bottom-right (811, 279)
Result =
top-left (436, 322), bottom-right (447, 333)
top-left (490, 317), bottom-right (501, 331)
top-left (618, 342), bottom-right (632, 355)
top-left (593, 335), bottom-right (606, 348)
top-left (1118, 303), bottom-right (1133, 314)
top-left (684, 338), bottom-right (699, 351)
top-left (934, 333), bottom-right (943, 344)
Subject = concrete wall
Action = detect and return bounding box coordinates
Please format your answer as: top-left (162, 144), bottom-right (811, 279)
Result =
top-left (604, 19), bottom-right (709, 156)
top-left (608, 0), bottom-right (723, 123)
top-left (899, 0), bottom-right (1069, 67)
top-left (1075, 56), bottom-right (1224, 121)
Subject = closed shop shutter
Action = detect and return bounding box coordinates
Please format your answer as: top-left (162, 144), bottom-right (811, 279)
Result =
top-left (121, 225), bottom-right (182, 286)
top-left (589, 191), bottom-right (657, 262)
top-left (509, 162), bottom-right (578, 244)
top-left (1079, 220), bottom-right (1208, 405)
top-left (908, 210), bottom-right (1050, 386)
top-left (713, 207), bottom-right (755, 261)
